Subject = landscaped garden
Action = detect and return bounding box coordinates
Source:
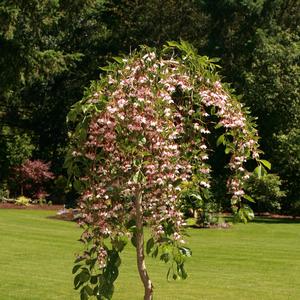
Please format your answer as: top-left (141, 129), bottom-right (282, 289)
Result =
top-left (1, 2), bottom-right (300, 299)
top-left (1, 209), bottom-right (299, 300)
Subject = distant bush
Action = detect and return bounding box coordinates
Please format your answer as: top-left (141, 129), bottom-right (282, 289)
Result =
top-left (245, 173), bottom-right (286, 213)
top-left (15, 196), bottom-right (31, 206)
top-left (0, 184), bottom-right (9, 202)
top-left (13, 159), bottom-right (54, 199)
top-left (272, 128), bottom-right (300, 214)
top-left (49, 175), bottom-right (68, 205)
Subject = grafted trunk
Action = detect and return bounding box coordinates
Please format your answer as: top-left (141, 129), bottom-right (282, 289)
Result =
top-left (135, 190), bottom-right (154, 300)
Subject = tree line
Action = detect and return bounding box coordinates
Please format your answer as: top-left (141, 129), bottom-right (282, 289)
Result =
top-left (0, 0), bottom-right (299, 214)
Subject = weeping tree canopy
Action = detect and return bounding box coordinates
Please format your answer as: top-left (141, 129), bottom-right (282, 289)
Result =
top-left (66, 41), bottom-right (264, 300)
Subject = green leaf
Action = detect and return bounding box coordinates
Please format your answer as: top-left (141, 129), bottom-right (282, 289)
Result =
top-left (105, 265), bottom-right (119, 282)
top-left (100, 65), bottom-right (113, 72)
top-left (126, 219), bottom-right (136, 230)
top-left (74, 273), bottom-right (84, 290)
top-left (259, 159), bottom-right (271, 170)
top-left (254, 165), bottom-right (262, 178)
top-left (214, 122), bottom-right (223, 129)
top-left (90, 275), bottom-right (98, 285)
top-left (179, 247), bottom-right (192, 257)
top-left (79, 271), bottom-right (90, 283)
top-left (72, 264), bottom-right (82, 274)
top-left (190, 193), bottom-right (202, 201)
top-left (84, 285), bottom-right (94, 296)
top-left (167, 267), bottom-right (171, 281)
top-left (160, 252), bottom-right (170, 263)
top-left (216, 134), bottom-right (225, 146)
top-left (243, 194), bottom-right (255, 203)
top-left (73, 179), bottom-right (82, 192)
top-left (254, 164), bottom-right (267, 178)
top-left (225, 147), bottom-right (231, 154)
top-left (80, 289), bottom-right (88, 300)
top-left (146, 238), bottom-right (155, 255)
top-left (132, 170), bottom-right (141, 183)
top-left (131, 232), bottom-right (137, 248)
top-left (87, 258), bottom-right (97, 270)
top-left (93, 286), bottom-right (99, 296)
top-left (167, 41), bottom-right (181, 48)
top-left (74, 256), bottom-right (86, 264)
top-left (112, 237), bottom-right (127, 252)
top-left (179, 264), bottom-right (188, 279)
top-left (112, 56), bottom-right (123, 64)
top-left (152, 246), bottom-right (159, 258)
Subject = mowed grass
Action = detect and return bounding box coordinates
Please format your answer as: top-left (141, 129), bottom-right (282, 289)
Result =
top-left (0, 210), bottom-right (300, 300)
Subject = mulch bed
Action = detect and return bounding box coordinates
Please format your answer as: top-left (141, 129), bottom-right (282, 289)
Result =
top-left (190, 222), bottom-right (231, 229)
top-left (0, 202), bottom-right (80, 222)
top-left (257, 213), bottom-right (300, 219)
top-left (222, 212), bottom-right (300, 220)
top-left (0, 203), bottom-right (64, 210)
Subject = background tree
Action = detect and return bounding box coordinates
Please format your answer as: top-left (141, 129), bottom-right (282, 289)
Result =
top-left (201, 0), bottom-right (300, 207)
top-left (0, 0), bottom-right (108, 193)
top-left (1, 0), bottom-right (298, 211)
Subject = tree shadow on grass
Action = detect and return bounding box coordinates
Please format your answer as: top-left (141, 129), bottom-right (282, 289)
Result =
top-left (223, 215), bottom-right (300, 224)
top-left (251, 217), bottom-right (300, 224)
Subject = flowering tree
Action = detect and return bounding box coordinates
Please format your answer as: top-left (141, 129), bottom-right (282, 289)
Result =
top-left (65, 41), bottom-right (264, 299)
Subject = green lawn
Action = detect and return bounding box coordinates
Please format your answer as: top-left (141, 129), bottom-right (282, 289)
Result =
top-left (0, 210), bottom-right (300, 300)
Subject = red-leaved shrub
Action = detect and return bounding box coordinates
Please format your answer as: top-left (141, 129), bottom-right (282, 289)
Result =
top-left (14, 159), bottom-right (55, 199)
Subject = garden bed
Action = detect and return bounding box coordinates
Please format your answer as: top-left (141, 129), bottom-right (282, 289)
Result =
top-left (0, 203), bottom-right (63, 210)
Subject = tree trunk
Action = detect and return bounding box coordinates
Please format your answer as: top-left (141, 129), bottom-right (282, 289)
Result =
top-left (135, 189), bottom-right (154, 300)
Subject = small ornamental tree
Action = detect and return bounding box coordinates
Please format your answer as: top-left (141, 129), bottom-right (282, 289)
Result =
top-left (14, 159), bottom-right (55, 199)
top-left (66, 41), bottom-right (264, 300)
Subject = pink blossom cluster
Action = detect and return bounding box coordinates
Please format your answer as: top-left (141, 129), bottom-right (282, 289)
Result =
top-left (77, 53), bottom-right (199, 258)
top-left (199, 81), bottom-right (260, 207)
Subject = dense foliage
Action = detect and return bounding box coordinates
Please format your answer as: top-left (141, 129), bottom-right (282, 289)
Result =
top-left (0, 1), bottom-right (298, 209)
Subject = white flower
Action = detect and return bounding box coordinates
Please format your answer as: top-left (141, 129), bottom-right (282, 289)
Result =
top-left (117, 99), bottom-right (128, 108)
top-left (200, 128), bottom-right (210, 134)
top-left (107, 106), bottom-right (117, 114)
top-left (194, 123), bottom-right (200, 130)
top-left (234, 190), bottom-right (245, 196)
top-left (200, 181), bottom-right (211, 188)
top-left (164, 108), bottom-right (171, 117)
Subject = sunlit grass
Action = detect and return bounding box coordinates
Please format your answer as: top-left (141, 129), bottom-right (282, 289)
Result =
top-left (0, 209), bottom-right (300, 299)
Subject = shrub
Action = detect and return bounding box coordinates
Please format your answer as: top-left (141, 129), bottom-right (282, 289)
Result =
top-left (244, 173), bottom-right (286, 213)
top-left (13, 159), bottom-right (54, 198)
top-left (0, 184), bottom-right (9, 202)
top-left (50, 175), bottom-right (69, 205)
top-left (15, 196), bottom-right (31, 206)
top-left (272, 128), bottom-right (300, 214)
